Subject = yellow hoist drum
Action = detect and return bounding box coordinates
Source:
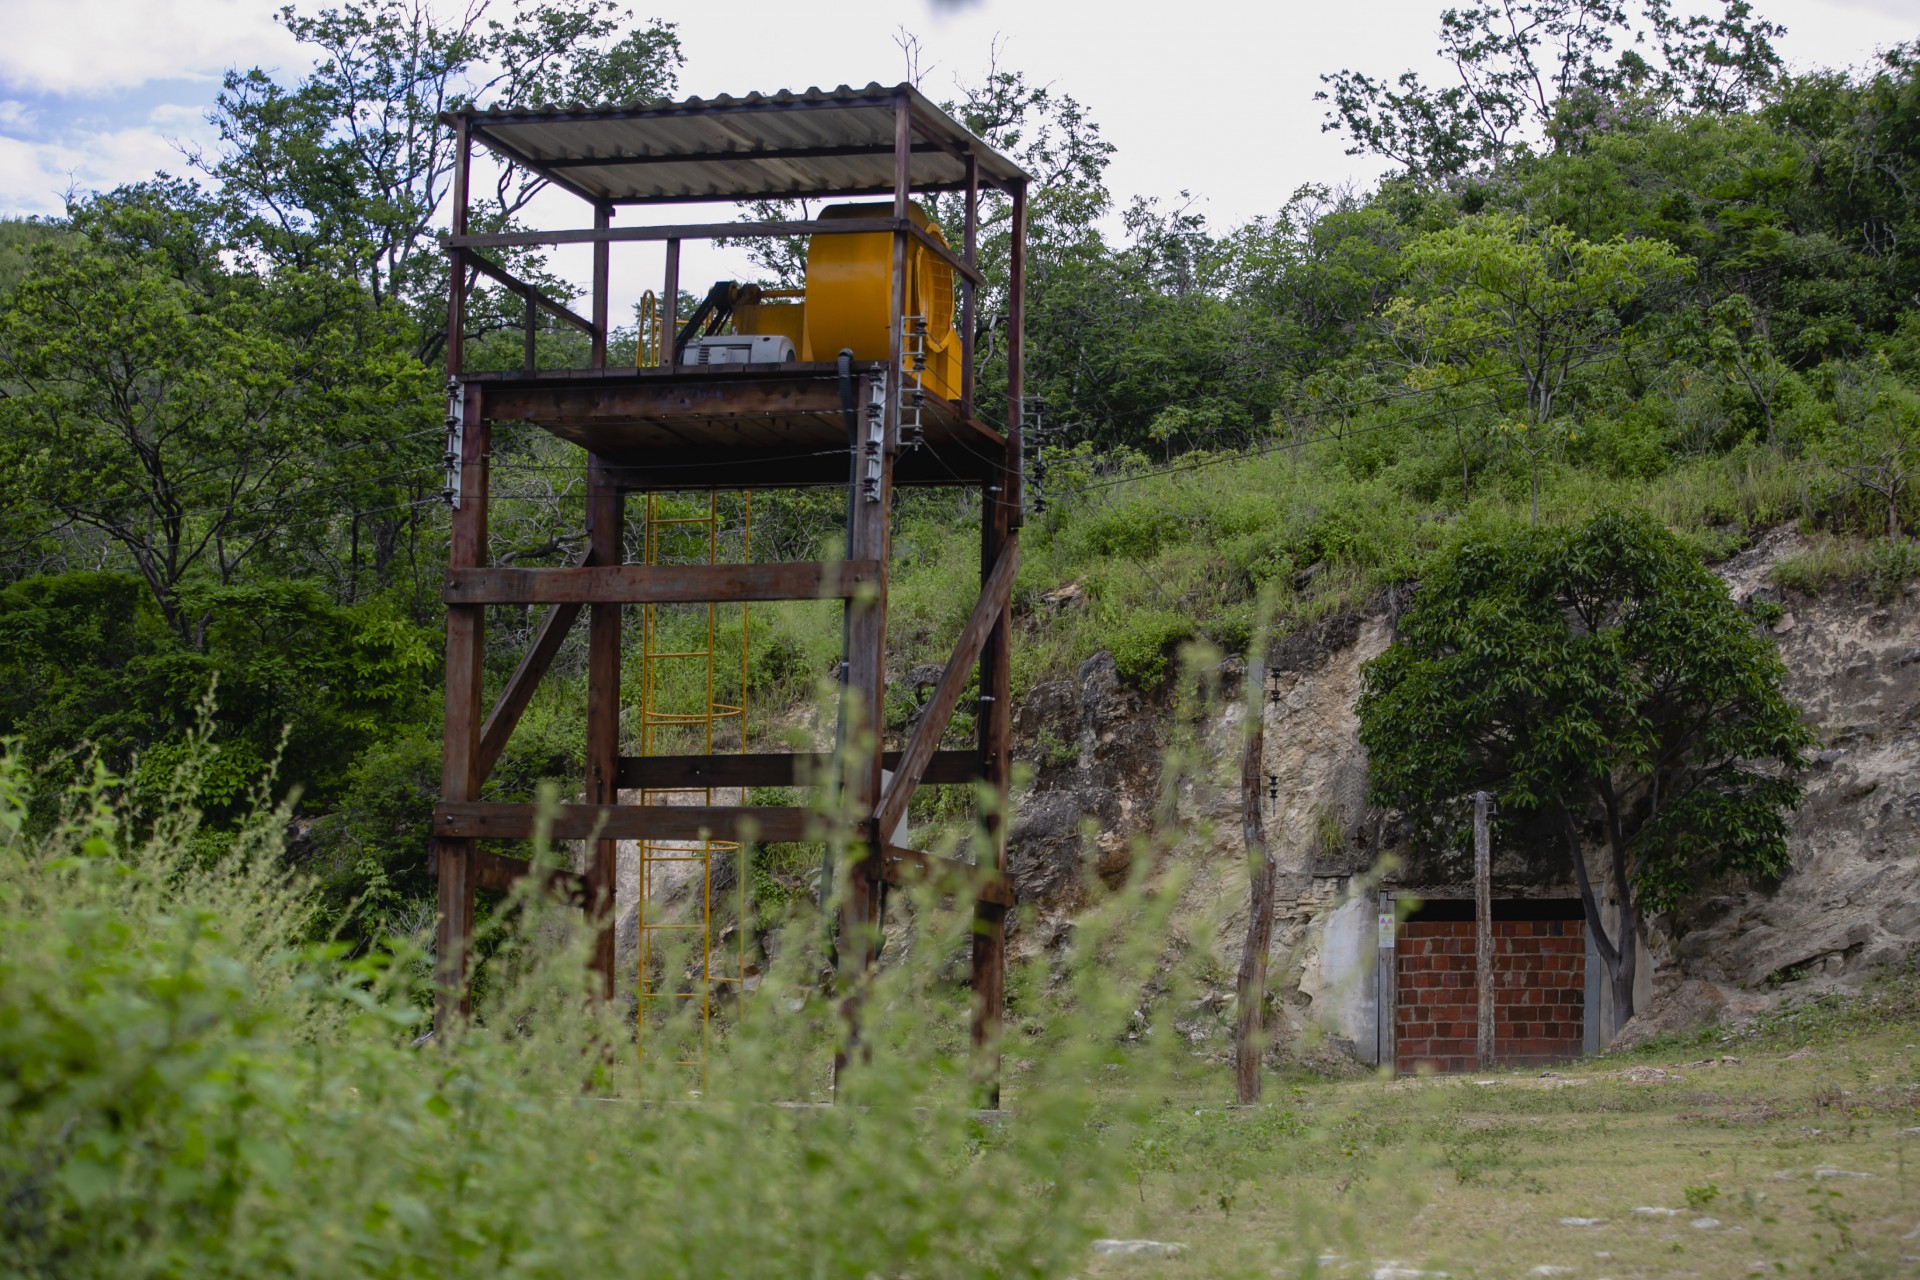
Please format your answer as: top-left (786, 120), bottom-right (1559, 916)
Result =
top-left (803, 201), bottom-right (961, 402)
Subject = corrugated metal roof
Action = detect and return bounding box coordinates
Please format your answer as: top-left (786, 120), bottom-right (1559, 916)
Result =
top-left (453, 82), bottom-right (1030, 205)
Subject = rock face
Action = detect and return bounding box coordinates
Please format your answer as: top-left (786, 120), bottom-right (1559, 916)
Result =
top-left (1008, 651), bottom-right (1167, 913)
top-left (1608, 978), bottom-right (1774, 1052)
top-left (1668, 527), bottom-right (1920, 992)
top-left (1003, 527), bottom-right (1920, 1060)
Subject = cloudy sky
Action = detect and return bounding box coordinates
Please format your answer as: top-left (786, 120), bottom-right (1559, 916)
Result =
top-left (2, 0), bottom-right (1912, 295)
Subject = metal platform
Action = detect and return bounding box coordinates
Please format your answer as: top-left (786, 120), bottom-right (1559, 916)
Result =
top-left (465, 362), bottom-right (1009, 489)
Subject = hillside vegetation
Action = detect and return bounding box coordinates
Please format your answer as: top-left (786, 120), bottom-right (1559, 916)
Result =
top-left (0, 0), bottom-right (1916, 1015)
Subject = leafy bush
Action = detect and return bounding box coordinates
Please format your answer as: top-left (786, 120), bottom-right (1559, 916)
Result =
top-left (1864, 537), bottom-right (1920, 604)
top-left (1105, 607), bottom-right (1194, 691)
top-left (0, 573), bottom-right (437, 814)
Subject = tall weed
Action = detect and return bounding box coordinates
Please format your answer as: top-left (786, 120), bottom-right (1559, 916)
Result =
top-left (0, 726), bottom-right (1205, 1279)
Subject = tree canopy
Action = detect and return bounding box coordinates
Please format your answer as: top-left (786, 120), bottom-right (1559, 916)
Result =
top-left (1385, 214), bottom-right (1692, 517)
top-left (1319, 0), bottom-right (1786, 181)
top-left (1356, 511), bottom-right (1813, 1021)
top-left (0, 185), bottom-right (440, 638)
top-left (203, 0), bottom-right (683, 352)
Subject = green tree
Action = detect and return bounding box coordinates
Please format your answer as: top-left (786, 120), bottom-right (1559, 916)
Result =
top-left (203, 0), bottom-right (682, 351)
top-left (0, 571), bottom-right (436, 816)
top-left (1818, 368), bottom-right (1920, 539)
top-left (1385, 213), bottom-right (1691, 519)
top-left (1357, 512), bottom-right (1813, 1024)
top-left (0, 185), bottom-right (439, 637)
top-left (1319, 0), bottom-right (1785, 182)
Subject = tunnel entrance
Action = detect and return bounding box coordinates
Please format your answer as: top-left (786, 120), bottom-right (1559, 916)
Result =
top-left (1393, 898), bottom-right (1590, 1074)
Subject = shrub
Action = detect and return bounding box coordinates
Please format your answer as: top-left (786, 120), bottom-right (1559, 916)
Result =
top-left (1106, 607), bottom-right (1194, 691)
top-left (1864, 537), bottom-right (1920, 604)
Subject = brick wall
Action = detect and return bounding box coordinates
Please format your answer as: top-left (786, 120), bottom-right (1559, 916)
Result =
top-left (1396, 918), bottom-right (1586, 1074)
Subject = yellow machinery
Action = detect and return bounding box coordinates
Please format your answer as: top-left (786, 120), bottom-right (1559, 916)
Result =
top-left (732, 201), bottom-right (963, 401)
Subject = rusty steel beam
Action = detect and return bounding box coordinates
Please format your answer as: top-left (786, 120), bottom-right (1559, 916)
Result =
top-left (866, 843), bottom-right (1014, 908)
top-left (612, 180), bottom-right (983, 206)
top-left (905, 219), bottom-right (984, 287)
top-left (583, 455), bottom-right (622, 999)
top-left (473, 546), bottom-right (597, 787)
top-left (444, 560), bottom-right (880, 605)
top-left (540, 140), bottom-right (950, 169)
top-left (471, 847), bottom-right (589, 904)
top-left (618, 749), bottom-right (981, 790)
top-left (463, 249), bottom-right (598, 335)
top-left (433, 383), bottom-right (489, 1034)
top-left (871, 537), bottom-right (1017, 839)
top-left (446, 218), bottom-right (895, 251)
top-left (434, 802), bottom-right (827, 843)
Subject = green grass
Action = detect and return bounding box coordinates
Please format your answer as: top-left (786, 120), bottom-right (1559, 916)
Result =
top-left (7, 728), bottom-right (1920, 1277)
top-left (1772, 535), bottom-right (1920, 605)
top-left (1084, 976), bottom-right (1920, 1278)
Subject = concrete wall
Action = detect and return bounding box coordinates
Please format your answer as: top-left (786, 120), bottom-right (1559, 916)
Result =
top-left (1301, 889), bottom-right (1379, 1065)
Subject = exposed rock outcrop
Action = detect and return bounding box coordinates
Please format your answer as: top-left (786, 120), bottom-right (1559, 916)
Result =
top-left (1670, 527), bottom-right (1920, 992)
top-left (1002, 526), bottom-right (1920, 1062)
top-left (1008, 651), bottom-right (1166, 912)
top-left (1608, 977), bottom-right (1775, 1052)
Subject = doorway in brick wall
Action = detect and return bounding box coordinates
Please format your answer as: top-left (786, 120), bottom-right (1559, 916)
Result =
top-left (1393, 898), bottom-right (1590, 1074)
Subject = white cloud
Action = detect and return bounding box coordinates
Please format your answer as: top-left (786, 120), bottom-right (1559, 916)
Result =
top-left (0, 0), bottom-right (295, 96)
top-left (0, 121), bottom-right (209, 215)
top-left (1828, 0), bottom-right (1920, 21)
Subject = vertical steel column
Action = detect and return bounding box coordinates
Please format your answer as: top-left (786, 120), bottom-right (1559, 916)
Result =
top-left (434, 382), bottom-right (488, 1034)
top-left (590, 202), bottom-right (611, 371)
top-left (970, 178), bottom-right (1025, 1105)
top-left (585, 455), bottom-right (624, 1000)
top-left (443, 115), bottom-right (471, 376)
top-left (1005, 181), bottom-right (1027, 522)
top-left (834, 95), bottom-right (912, 1090)
top-left (433, 118), bottom-right (478, 1036)
top-left (661, 240), bottom-right (681, 369)
top-left (835, 369), bottom-right (895, 1086)
top-left (971, 485), bottom-right (1013, 1105)
top-left (522, 287), bottom-right (537, 373)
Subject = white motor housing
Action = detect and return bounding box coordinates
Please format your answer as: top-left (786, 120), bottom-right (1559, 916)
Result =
top-left (686, 334), bottom-right (796, 365)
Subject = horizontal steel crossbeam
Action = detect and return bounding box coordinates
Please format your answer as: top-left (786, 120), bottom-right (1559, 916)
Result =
top-left (434, 802), bottom-right (823, 843)
top-left (443, 560), bottom-right (880, 604)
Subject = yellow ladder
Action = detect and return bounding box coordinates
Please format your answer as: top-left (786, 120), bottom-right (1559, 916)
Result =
top-left (635, 490), bottom-right (753, 1086)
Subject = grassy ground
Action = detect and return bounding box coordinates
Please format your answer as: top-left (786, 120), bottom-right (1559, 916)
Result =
top-left (1074, 996), bottom-right (1920, 1279)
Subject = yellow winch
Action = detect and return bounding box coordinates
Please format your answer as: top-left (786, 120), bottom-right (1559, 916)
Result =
top-left (723, 201), bottom-right (963, 401)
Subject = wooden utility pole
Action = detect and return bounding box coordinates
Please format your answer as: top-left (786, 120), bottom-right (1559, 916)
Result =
top-left (1473, 790), bottom-right (1494, 1070)
top-left (1234, 681), bottom-right (1274, 1104)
